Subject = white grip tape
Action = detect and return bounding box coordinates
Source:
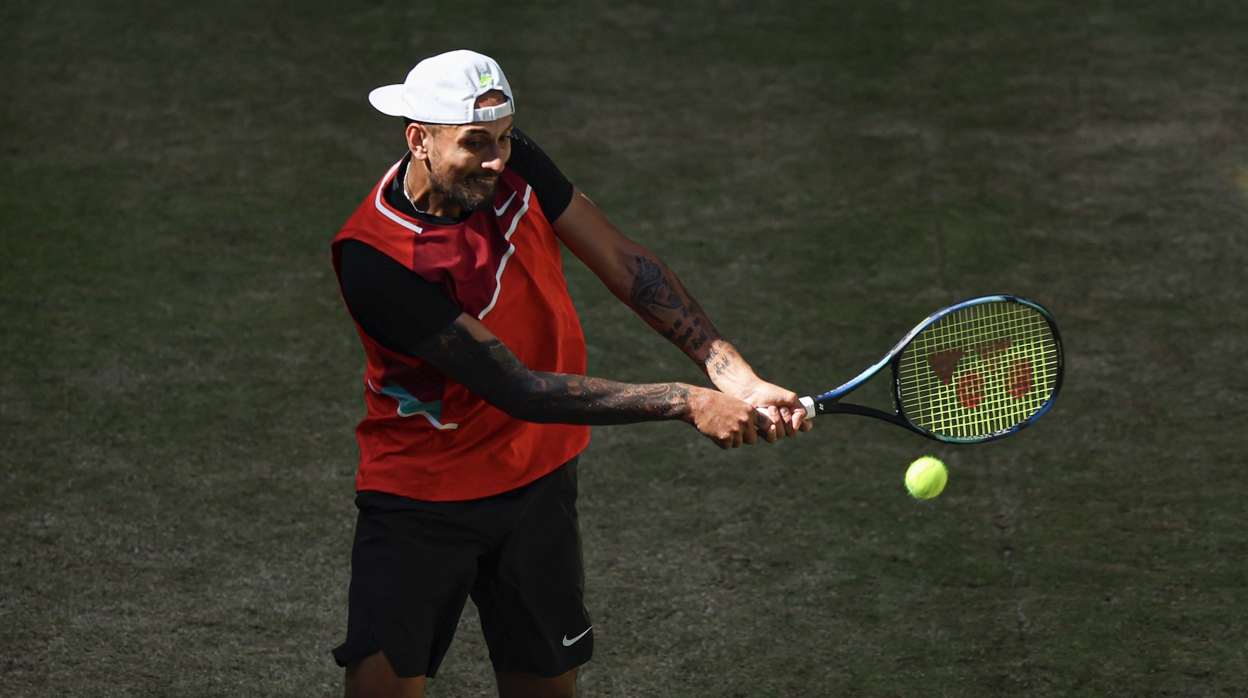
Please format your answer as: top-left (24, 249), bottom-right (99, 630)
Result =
top-left (799, 396), bottom-right (816, 419)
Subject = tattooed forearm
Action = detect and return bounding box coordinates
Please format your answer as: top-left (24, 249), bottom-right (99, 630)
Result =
top-left (630, 256), bottom-right (683, 322)
top-left (427, 331), bottom-right (691, 425)
top-left (703, 340), bottom-right (738, 377)
top-left (628, 254), bottom-right (720, 359)
top-left (510, 373), bottom-right (691, 425)
top-left (414, 319), bottom-right (694, 426)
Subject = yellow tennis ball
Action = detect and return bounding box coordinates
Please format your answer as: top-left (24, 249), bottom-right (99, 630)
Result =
top-left (905, 456), bottom-right (947, 499)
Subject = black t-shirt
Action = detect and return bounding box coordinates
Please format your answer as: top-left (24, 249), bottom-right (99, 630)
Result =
top-left (339, 129), bottom-right (574, 357)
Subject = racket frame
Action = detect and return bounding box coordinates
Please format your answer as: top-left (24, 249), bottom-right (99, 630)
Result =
top-left (798, 295), bottom-right (1064, 444)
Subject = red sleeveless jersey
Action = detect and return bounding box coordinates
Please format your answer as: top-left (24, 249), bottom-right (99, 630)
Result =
top-left (331, 159), bottom-right (591, 501)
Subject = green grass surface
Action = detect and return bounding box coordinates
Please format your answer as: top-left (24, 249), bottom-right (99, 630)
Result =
top-left (3, 1), bottom-right (1247, 696)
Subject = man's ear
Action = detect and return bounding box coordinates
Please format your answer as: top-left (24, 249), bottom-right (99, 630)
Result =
top-left (406, 123), bottom-right (436, 161)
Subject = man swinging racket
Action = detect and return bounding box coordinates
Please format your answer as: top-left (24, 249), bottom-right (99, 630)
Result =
top-left (330, 49), bottom-right (811, 698)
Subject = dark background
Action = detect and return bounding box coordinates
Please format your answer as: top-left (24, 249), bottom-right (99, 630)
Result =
top-left (3, 1), bottom-right (1246, 695)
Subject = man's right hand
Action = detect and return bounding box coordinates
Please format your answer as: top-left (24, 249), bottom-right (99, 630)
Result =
top-left (685, 386), bottom-right (770, 449)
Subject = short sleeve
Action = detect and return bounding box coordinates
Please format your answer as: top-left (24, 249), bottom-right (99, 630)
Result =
top-left (506, 129), bottom-right (575, 222)
top-left (338, 240), bottom-right (464, 356)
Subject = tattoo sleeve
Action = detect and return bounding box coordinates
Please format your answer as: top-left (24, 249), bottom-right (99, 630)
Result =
top-left (413, 319), bottom-right (692, 425)
top-left (627, 253), bottom-right (730, 376)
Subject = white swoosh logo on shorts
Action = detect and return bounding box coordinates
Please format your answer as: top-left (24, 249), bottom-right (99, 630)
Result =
top-left (494, 191), bottom-right (516, 217)
top-left (562, 626), bottom-right (592, 646)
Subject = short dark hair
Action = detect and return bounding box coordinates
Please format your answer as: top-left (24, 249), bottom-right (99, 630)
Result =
top-left (403, 118), bottom-right (441, 132)
top-left (403, 119), bottom-right (445, 145)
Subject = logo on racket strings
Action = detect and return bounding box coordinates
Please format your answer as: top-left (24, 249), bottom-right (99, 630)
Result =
top-left (926, 338), bottom-right (1034, 411)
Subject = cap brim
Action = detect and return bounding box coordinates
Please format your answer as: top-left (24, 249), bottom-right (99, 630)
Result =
top-left (368, 84), bottom-right (410, 118)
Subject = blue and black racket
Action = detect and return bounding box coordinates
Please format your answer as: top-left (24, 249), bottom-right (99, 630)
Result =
top-left (798, 295), bottom-right (1064, 443)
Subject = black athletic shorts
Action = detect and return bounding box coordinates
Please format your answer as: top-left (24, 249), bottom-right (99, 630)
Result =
top-left (331, 458), bottom-right (593, 679)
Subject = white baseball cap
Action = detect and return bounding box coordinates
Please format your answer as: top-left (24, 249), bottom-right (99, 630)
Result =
top-left (368, 49), bottom-right (514, 124)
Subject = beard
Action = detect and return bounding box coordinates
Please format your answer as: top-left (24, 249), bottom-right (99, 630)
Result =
top-left (426, 157), bottom-right (499, 213)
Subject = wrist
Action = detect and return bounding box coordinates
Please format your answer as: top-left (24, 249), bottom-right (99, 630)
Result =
top-left (711, 371), bottom-right (762, 398)
top-left (707, 358), bottom-right (760, 400)
top-left (680, 384), bottom-right (708, 424)
top-left (702, 340), bottom-right (757, 394)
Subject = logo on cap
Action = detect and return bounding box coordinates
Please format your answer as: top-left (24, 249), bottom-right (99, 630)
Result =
top-left (479, 74), bottom-right (491, 87)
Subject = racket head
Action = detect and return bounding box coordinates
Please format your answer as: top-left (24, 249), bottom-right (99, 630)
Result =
top-left (892, 296), bottom-right (1064, 443)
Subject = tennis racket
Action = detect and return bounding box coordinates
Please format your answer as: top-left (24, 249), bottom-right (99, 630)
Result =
top-left (797, 295), bottom-right (1064, 443)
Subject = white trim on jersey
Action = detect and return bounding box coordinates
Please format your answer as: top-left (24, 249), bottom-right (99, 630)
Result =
top-left (477, 184), bottom-right (533, 320)
top-left (373, 160), bottom-right (425, 235)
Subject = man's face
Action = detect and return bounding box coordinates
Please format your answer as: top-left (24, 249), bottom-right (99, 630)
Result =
top-left (424, 114), bottom-right (513, 213)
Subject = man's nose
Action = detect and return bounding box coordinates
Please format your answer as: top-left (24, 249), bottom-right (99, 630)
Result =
top-left (480, 144), bottom-right (505, 172)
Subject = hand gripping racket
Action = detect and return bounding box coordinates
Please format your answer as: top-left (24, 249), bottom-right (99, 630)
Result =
top-left (797, 295), bottom-right (1064, 443)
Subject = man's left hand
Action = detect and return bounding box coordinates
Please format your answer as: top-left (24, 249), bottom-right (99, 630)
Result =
top-left (732, 380), bottom-right (814, 441)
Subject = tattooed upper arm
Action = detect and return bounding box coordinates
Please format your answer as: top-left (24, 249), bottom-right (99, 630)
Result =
top-left (411, 314), bottom-right (529, 404)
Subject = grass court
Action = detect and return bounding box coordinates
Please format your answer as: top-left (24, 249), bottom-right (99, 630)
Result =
top-left (3, 1), bottom-right (1246, 695)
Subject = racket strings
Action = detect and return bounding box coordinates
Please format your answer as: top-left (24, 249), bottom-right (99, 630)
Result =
top-left (897, 301), bottom-right (1060, 440)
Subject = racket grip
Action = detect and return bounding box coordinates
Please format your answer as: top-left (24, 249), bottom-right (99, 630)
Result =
top-left (799, 396), bottom-right (816, 419)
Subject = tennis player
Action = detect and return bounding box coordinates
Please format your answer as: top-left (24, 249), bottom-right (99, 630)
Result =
top-left (330, 49), bottom-right (810, 698)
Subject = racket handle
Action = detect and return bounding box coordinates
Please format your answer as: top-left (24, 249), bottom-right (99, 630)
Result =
top-left (799, 395), bottom-right (816, 419)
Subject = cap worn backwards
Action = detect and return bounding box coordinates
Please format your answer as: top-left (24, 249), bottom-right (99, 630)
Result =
top-left (368, 49), bottom-right (514, 125)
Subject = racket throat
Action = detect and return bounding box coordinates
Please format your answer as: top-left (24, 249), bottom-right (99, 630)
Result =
top-left (799, 395), bottom-right (903, 424)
